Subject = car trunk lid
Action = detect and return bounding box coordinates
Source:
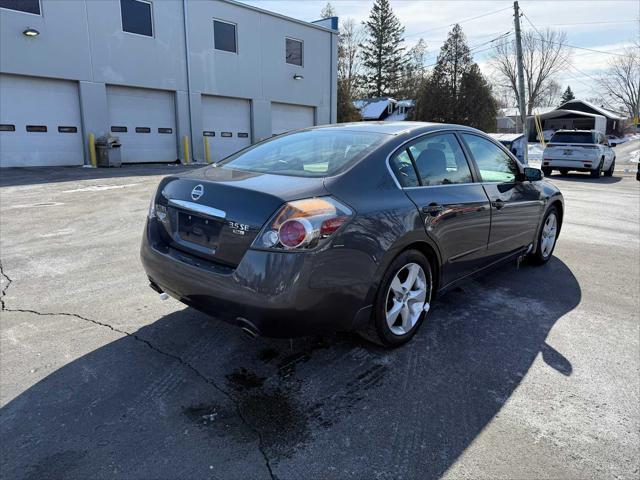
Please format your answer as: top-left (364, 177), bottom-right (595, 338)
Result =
top-left (156, 166), bottom-right (328, 267)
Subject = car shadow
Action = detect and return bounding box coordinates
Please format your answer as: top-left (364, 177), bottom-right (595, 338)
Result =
top-left (548, 173), bottom-right (623, 184)
top-left (0, 258), bottom-right (580, 479)
top-left (0, 164), bottom-right (198, 188)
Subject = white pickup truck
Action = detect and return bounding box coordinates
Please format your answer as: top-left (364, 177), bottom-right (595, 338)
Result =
top-left (542, 130), bottom-right (616, 178)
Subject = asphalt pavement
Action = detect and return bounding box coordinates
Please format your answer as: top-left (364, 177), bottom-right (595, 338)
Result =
top-left (1, 142), bottom-right (638, 479)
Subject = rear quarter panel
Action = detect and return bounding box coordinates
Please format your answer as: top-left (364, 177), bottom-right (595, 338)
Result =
top-left (324, 134), bottom-right (442, 305)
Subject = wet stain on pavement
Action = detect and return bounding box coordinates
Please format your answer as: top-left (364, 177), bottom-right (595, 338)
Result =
top-left (225, 368), bottom-right (265, 391)
top-left (184, 337), bottom-right (389, 461)
top-left (258, 348), bottom-right (279, 363)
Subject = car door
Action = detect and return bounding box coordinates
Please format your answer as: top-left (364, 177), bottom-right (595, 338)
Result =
top-left (459, 132), bottom-right (545, 262)
top-left (389, 132), bottom-right (491, 286)
top-left (602, 134), bottom-right (615, 169)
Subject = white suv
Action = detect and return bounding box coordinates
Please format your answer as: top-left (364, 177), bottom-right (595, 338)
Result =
top-left (542, 130), bottom-right (616, 178)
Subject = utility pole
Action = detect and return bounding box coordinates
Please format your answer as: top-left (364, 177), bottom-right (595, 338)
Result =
top-left (513, 1), bottom-right (528, 164)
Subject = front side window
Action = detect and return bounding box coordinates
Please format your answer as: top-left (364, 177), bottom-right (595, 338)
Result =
top-left (121, 0), bottom-right (153, 37)
top-left (390, 150), bottom-right (419, 187)
top-left (213, 19), bottom-right (237, 53)
top-left (408, 133), bottom-right (473, 186)
top-left (286, 38), bottom-right (303, 66)
top-left (219, 130), bottom-right (385, 177)
top-left (461, 134), bottom-right (518, 183)
top-left (0, 0), bottom-right (40, 14)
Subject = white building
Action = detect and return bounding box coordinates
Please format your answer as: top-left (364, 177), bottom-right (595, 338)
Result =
top-left (0, 0), bottom-right (338, 167)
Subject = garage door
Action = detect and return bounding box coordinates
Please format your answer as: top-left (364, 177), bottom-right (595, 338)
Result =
top-left (271, 103), bottom-right (315, 136)
top-left (0, 74), bottom-right (84, 167)
top-left (107, 86), bottom-right (177, 163)
top-left (201, 95), bottom-right (251, 163)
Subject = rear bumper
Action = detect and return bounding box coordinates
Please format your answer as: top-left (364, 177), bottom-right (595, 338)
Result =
top-left (140, 221), bottom-right (375, 337)
top-left (543, 158), bottom-right (598, 170)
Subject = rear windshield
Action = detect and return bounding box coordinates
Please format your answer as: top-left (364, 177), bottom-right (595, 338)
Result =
top-left (550, 132), bottom-right (594, 144)
top-left (220, 130), bottom-right (386, 177)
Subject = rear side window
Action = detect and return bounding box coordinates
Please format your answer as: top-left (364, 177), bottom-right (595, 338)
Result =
top-left (550, 132), bottom-right (594, 144)
top-left (390, 150), bottom-right (419, 187)
top-left (461, 134), bottom-right (518, 183)
top-left (408, 133), bottom-right (473, 186)
top-left (220, 130), bottom-right (385, 177)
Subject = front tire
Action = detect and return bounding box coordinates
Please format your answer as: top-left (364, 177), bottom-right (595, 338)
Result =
top-left (530, 207), bottom-right (559, 265)
top-left (358, 250), bottom-right (432, 347)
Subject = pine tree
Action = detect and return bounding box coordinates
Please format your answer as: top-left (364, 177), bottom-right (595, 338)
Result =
top-left (415, 24), bottom-right (496, 131)
top-left (559, 86), bottom-right (575, 106)
top-left (320, 2), bottom-right (336, 19)
top-left (360, 0), bottom-right (405, 97)
top-left (459, 64), bottom-right (498, 131)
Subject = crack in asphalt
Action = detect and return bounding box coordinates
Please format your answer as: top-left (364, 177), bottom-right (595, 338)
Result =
top-left (0, 260), bottom-right (276, 480)
top-left (0, 261), bottom-right (12, 311)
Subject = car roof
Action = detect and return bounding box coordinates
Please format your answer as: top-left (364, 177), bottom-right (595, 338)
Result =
top-left (310, 121), bottom-right (478, 136)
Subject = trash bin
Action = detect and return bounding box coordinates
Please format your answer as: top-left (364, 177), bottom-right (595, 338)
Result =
top-left (96, 135), bottom-right (122, 167)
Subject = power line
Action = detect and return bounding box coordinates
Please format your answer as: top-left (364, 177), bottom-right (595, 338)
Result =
top-left (405, 6), bottom-right (512, 38)
top-left (530, 20), bottom-right (638, 27)
top-left (420, 31), bottom-right (511, 62)
top-left (522, 12), bottom-right (635, 58)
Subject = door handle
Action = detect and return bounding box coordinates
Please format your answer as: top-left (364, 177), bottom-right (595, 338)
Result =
top-left (492, 200), bottom-right (506, 210)
top-left (422, 203), bottom-right (444, 216)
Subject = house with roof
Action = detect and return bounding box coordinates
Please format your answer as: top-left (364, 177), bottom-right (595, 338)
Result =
top-left (496, 106), bottom-right (555, 133)
top-left (525, 99), bottom-right (625, 140)
top-left (353, 98), bottom-right (415, 122)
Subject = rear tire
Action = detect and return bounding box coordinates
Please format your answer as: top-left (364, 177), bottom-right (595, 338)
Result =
top-left (559, 168), bottom-right (569, 176)
top-left (530, 206), bottom-right (559, 265)
top-left (358, 250), bottom-right (433, 347)
top-left (604, 158), bottom-right (615, 177)
top-left (590, 159), bottom-right (603, 178)
top-left (542, 167), bottom-right (552, 177)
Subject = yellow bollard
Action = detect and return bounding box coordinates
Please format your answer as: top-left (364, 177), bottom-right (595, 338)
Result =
top-left (182, 135), bottom-right (190, 165)
top-left (203, 136), bottom-right (211, 164)
top-left (88, 133), bottom-right (97, 167)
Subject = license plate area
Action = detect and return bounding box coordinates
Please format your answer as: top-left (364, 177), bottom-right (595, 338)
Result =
top-left (177, 212), bottom-right (222, 251)
top-left (563, 149), bottom-right (573, 155)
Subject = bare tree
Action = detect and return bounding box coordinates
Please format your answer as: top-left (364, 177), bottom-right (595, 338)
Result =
top-left (338, 18), bottom-right (365, 100)
top-left (598, 44), bottom-right (640, 119)
top-left (492, 29), bottom-right (571, 115)
top-left (538, 79), bottom-right (561, 107)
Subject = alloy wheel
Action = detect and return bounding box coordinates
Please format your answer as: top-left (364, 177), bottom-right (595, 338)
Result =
top-left (540, 212), bottom-right (558, 259)
top-left (385, 263), bottom-right (429, 335)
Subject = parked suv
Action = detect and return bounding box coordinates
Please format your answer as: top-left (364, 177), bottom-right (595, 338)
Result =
top-left (542, 130), bottom-right (615, 178)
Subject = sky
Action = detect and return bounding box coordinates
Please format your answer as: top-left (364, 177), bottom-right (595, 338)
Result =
top-left (242, 0), bottom-right (640, 103)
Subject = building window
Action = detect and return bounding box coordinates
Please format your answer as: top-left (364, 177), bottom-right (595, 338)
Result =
top-left (0, 0), bottom-right (40, 15)
top-left (121, 0), bottom-right (153, 37)
top-left (286, 38), bottom-right (303, 66)
top-left (213, 19), bottom-right (237, 53)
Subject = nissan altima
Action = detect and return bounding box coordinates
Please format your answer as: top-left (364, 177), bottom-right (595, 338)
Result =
top-left (141, 122), bottom-right (563, 346)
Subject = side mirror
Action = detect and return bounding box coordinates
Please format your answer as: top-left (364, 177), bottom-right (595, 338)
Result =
top-left (524, 167), bottom-right (543, 181)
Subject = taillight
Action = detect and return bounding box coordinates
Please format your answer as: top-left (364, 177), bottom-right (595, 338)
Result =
top-left (252, 197), bottom-right (353, 251)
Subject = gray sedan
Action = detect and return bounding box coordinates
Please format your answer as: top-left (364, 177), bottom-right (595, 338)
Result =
top-left (141, 122), bottom-right (563, 346)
